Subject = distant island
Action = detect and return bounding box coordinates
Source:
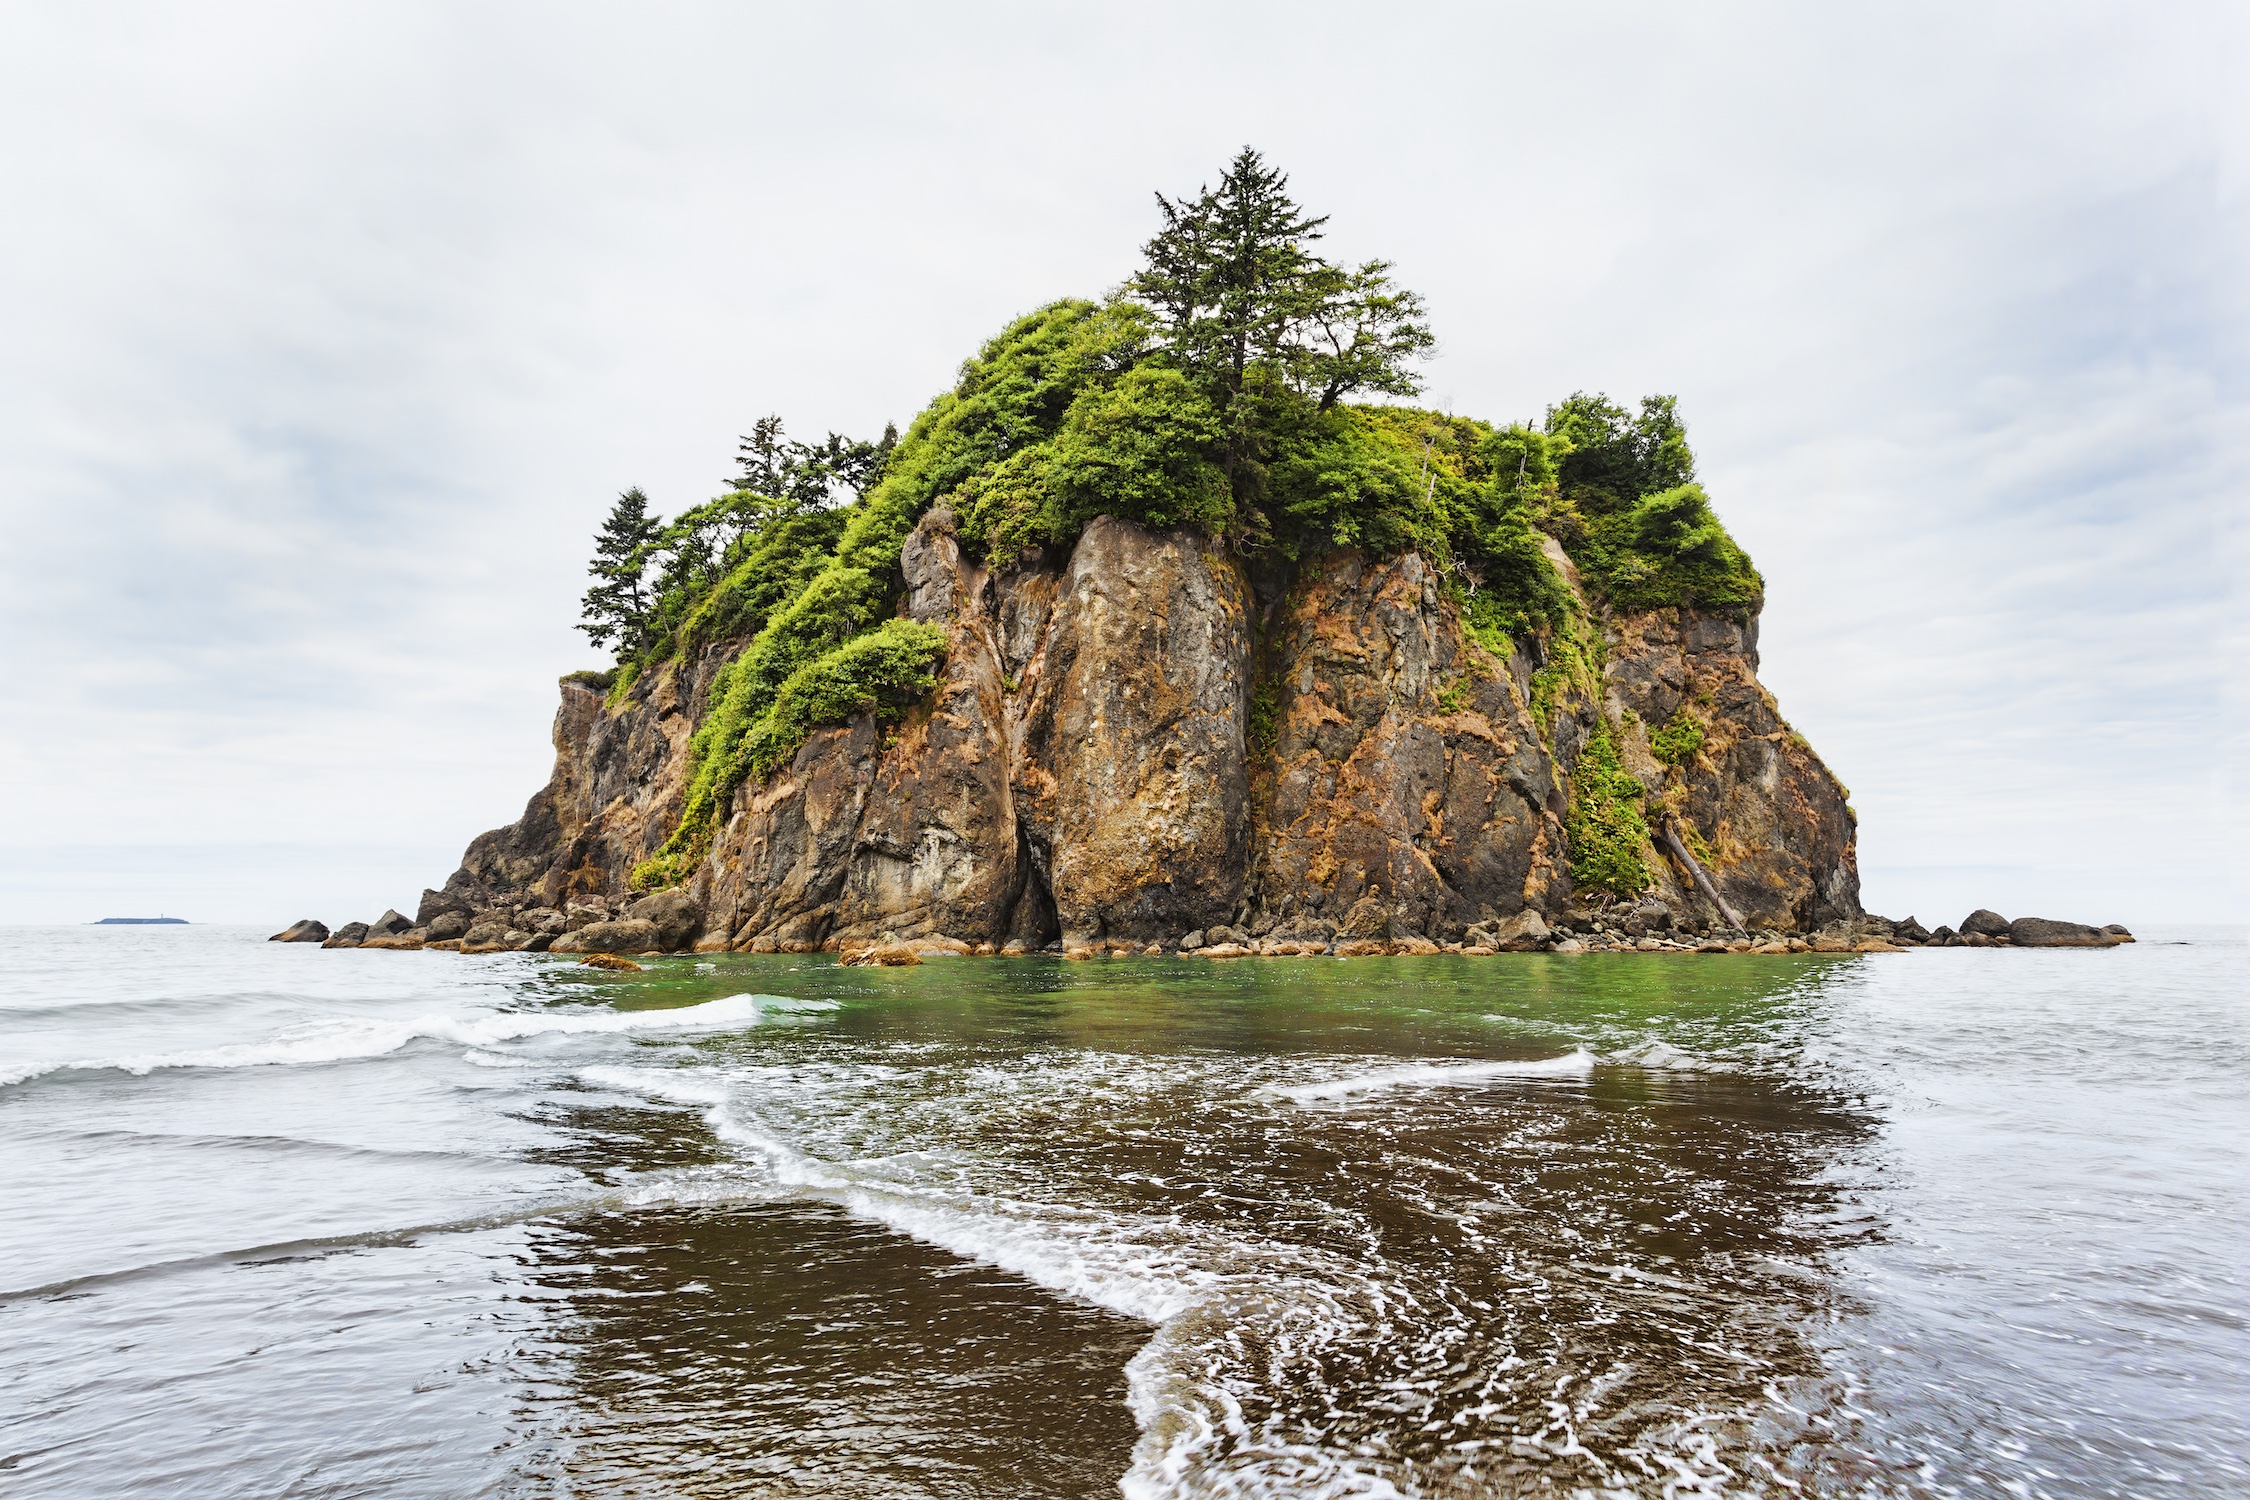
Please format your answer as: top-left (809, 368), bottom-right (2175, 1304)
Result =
top-left (96, 917), bottom-right (189, 924)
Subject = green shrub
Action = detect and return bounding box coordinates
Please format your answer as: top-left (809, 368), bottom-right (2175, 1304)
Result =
top-left (1566, 729), bottom-right (1651, 896)
top-left (1650, 706), bottom-right (1707, 767)
top-left (643, 619), bottom-right (951, 887)
top-left (1542, 395), bottom-right (1761, 617)
top-left (1247, 677), bottom-right (1284, 756)
top-left (675, 507), bottom-right (847, 657)
top-left (956, 364), bottom-right (1230, 557)
top-left (604, 660), bottom-right (641, 711)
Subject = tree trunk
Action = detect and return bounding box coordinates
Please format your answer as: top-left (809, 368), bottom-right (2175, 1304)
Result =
top-left (1662, 819), bottom-right (1746, 935)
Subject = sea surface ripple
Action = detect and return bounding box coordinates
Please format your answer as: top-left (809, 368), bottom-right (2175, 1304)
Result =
top-left (1, 924), bottom-right (2242, 1498)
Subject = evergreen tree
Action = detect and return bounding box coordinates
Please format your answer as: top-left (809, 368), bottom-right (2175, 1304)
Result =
top-left (1126, 147), bottom-right (1434, 496)
top-left (578, 486), bottom-right (661, 658)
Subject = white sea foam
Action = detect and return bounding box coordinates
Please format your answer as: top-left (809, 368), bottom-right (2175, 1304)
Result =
top-left (585, 1063), bottom-right (1240, 1326)
top-left (1607, 1039), bottom-right (1736, 1073)
top-left (1266, 1049), bottom-right (1597, 1105)
top-left (584, 1059), bottom-right (1441, 1500)
top-left (2, 994), bottom-right (789, 1089)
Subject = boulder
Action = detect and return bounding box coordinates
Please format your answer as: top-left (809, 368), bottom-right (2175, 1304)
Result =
top-left (520, 907), bottom-right (567, 936)
top-left (361, 926), bottom-right (428, 950)
top-left (1892, 916), bottom-right (1932, 944)
top-left (1336, 898), bottom-right (1392, 943)
top-left (425, 910), bottom-right (472, 942)
top-left (413, 888), bottom-right (470, 927)
top-left (1926, 925), bottom-right (1956, 944)
top-left (1495, 909), bottom-right (1551, 952)
top-left (1179, 930), bottom-right (1207, 951)
top-left (321, 922), bottom-right (370, 949)
top-left (369, 909), bottom-right (415, 937)
top-left (460, 919), bottom-right (513, 954)
top-left (1191, 942), bottom-right (1253, 959)
top-left (580, 953), bottom-right (642, 972)
top-left (626, 888), bottom-right (705, 951)
top-left (2102, 924), bottom-right (2136, 942)
top-left (2009, 917), bottom-right (2128, 948)
top-left (270, 918), bottom-right (329, 944)
top-left (1960, 908), bottom-right (2011, 938)
top-left (1393, 935), bottom-right (1442, 955)
top-left (1617, 899), bottom-right (1672, 938)
top-left (552, 918), bottom-right (662, 954)
top-left (841, 941), bottom-right (922, 967)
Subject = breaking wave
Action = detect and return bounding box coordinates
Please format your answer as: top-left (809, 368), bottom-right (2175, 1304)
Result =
top-left (0, 994), bottom-right (804, 1090)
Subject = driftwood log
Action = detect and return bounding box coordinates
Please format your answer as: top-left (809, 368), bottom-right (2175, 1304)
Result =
top-left (1662, 819), bottom-right (1747, 935)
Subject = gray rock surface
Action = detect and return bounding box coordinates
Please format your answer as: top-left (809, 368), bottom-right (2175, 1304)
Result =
top-left (1961, 909), bottom-right (2011, 937)
top-left (425, 910), bottom-right (472, 942)
top-left (270, 918), bottom-right (328, 943)
top-left (2009, 916), bottom-right (2128, 948)
top-left (626, 888), bottom-right (704, 951)
top-left (552, 917), bottom-right (662, 954)
top-left (415, 888), bottom-right (473, 928)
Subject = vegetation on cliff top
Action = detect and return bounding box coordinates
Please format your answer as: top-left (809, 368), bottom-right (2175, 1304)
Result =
top-left (576, 149), bottom-right (1763, 890)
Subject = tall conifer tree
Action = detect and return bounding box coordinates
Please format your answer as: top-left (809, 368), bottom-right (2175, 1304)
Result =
top-left (578, 486), bottom-right (661, 658)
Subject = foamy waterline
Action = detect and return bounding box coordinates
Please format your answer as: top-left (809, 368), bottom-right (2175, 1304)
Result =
top-left (1265, 1048), bottom-right (1597, 1105)
top-left (585, 1059), bottom-right (1476, 1500)
top-left (0, 993), bottom-right (806, 1089)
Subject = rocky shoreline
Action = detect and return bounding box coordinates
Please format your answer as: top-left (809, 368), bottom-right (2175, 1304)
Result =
top-left (269, 896), bottom-right (2131, 961)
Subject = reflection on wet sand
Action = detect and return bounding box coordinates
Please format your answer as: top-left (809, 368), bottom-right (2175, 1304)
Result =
top-left (518, 955), bottom-right (1884, 1495)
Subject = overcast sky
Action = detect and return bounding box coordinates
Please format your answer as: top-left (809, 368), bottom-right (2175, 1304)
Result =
top-left (1, 1), bottom-right (2242, 927)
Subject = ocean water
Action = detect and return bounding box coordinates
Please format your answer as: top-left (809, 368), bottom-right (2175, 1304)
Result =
top-left (1, 926), bottom-right (2242, 1498)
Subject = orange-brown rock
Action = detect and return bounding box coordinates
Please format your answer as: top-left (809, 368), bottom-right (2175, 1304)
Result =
top-left (433, 508), bottom-right (1861, 950)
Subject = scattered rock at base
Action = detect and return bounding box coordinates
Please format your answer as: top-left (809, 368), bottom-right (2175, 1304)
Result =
top-left (580, 953), bottom-right (642, 971)
top-left (1892, 916), bottom-right (1932, 944)
top-left (416, 888), bottom-right (475, 928)
top-left (1336, 899), bottom-right (1392, 943)
top-left (321, 921), bottom-right (370, 949)
top-left (361, 926), bottom-right (427, 950)
top-left (1959, 908), bottom-right (2011, 938)
top-left (425, 910), bottom-right (472, 942)
top-left (460, 918), bottom-right (513, 954)
top-left (1494, 909), bottom-right (1551, 952)
top-left (2010, 916), bottom-right (2131, 948)
top-left (839, 941), bottom-right (922, 966)
top-left (1179, 930), bottom-right (1207, 951)
top-left (270, 918), bottom-right (328, 943)
top-left (552, 918), bottom-right (662, 954)
top-left (626, 888), bottom-right (705, 951)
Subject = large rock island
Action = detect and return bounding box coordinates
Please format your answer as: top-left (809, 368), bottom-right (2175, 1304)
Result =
top-left (430, 498), bottom-right (1859, 955)
top-left (374, 155), bottom-right (1890, 958)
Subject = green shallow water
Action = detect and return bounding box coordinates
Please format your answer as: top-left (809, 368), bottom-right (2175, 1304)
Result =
top-left (2, 930), bottom-right (2244, 1497)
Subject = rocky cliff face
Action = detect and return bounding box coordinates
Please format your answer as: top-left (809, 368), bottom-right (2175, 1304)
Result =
top-left (441, 509), bottom-right (1859, 952)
